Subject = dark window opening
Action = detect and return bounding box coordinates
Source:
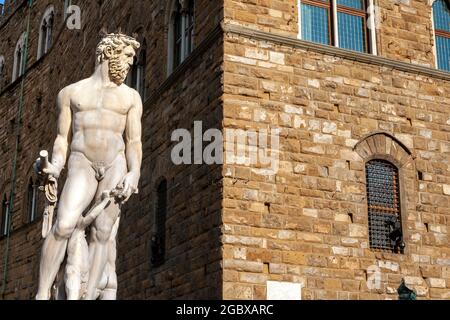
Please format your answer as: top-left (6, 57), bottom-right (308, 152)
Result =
top-left (151, 179), bottom-right (167, 267)
top-left (173, 2), bottom-right (183, 69)
top-left (27, 178), bottom-right (39, 223)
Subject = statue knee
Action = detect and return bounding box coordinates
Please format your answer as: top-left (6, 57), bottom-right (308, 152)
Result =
top-left (55, 220), bottom-right (77, 239)
top-left (95, 226), bottom-right (112, 243)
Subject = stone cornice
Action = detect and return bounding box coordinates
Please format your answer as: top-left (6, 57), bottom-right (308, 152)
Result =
top-left (222, 24), bottom-right (450, 82)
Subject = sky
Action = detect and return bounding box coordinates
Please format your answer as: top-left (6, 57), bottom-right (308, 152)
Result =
top-left (0, 0), bottom-right (4, 5)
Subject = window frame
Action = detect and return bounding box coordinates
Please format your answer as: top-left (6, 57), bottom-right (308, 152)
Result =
top-left (432, 0), bottom-right (450, 71)
top-left (37, 6), bottom-right (55, 60)
top-left (336, 0), bottom-right (370, 52)
top-left (301, 0), bottom-right (333, 45)
top-left (167, 0), bottom-right (195, 76)
top-left (127, 39), bottom-right (147, 99)
top-left (1, 197), bottom-right (9, 237)
top-left (365, 159), bottom-right (405, 253)
top-left (27, 178), bottom-right (39, 223)
top-left (298, 0), bottom-right (377, 55)
top-left (12, 32), bottom-right (27, 82)
top-left (0, 55), bottom-right (5, 90)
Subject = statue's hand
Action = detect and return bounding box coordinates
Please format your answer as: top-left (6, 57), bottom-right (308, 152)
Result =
top-left (39, 161), bottom-right (61, 179)
top-left (117, 172), bottom-right (139, 203)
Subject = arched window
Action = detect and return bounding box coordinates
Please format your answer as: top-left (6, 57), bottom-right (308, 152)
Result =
top-left (1, 196), bottom-right (9, 237)
top-left (127, 39), bottom-right (147, 99)
top-left (167, 0), bottom-right (195, 75)
top-left (366, 160), bottom-right (404, 253)
top-left (432, 0), bottom-right (450, 71)
top-left (151, 179), bottom-right (167, 267)
top-left (298, 0), bottom-right (377, 54)
top-left (12, 32), bottom-right (27, 82)
top-left (0, 55), bottom-right (5, 90)
top-left (37, 6), bottom-right (55, 59)
top-left (27, 178), bottom-right (39, 223)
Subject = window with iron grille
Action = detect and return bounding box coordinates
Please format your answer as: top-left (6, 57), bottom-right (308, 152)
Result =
top-left (299, 0), bottom-right (373, 53)
top-left (433, 0), bottom-right (450, 71)
top-left (366, 160), bottom-right (404, 253)
top-left (151, 179), bottom-right (167, 267)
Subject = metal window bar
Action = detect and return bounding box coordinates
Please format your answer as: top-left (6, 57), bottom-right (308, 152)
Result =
top-left (366, 160), bottom-right (403, 253)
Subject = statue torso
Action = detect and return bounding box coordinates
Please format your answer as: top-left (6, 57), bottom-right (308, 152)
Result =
top-left (68, 78), bottom-right (134, 164)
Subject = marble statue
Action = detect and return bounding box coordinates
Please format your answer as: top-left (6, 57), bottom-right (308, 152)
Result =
top-left (34, 33), bottom-right (143, 300)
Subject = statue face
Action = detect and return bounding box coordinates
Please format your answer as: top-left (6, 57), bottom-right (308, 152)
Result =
top-left (108, 45), bottom-right (136, 85)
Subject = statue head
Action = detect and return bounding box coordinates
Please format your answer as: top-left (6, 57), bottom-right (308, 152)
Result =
top-left (96, 33), bottom-right (141, 85)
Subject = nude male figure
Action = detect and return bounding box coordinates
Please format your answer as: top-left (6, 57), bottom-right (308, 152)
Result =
top-left (35, 34), bottom-right (142, 300)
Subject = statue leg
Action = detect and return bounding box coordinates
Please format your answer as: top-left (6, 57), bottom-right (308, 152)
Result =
top-left (100, 216), bottom-right (120, 300)
top-left (36, 156), bottom-right (98, 300)
top-left (84, 155), bottom-right (126, 300)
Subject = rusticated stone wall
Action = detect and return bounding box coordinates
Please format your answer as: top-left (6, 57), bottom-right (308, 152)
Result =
top-left (221, 27), bottom-right (450, 299)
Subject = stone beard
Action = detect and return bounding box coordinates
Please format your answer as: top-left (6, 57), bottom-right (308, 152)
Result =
top-left (109, 55), bottom-right (130, 85)
top-left (35, 33), bottom-right (143, 300)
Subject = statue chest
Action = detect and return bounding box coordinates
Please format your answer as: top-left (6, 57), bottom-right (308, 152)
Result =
top-left (71, 90), bottom-right (131, 115)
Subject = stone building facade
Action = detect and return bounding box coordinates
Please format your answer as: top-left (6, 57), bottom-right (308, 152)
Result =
top-left (1, 0), bottom-right (450, 300)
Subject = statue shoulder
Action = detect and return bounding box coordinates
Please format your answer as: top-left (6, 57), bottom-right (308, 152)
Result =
top-left (121, 84), bottom-right (142, 103)
top-left (58, 79), bottom-right (90, 98)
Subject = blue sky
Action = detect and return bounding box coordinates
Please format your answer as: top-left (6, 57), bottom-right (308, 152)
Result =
top-left (0, 0), bottom-right (4, 5)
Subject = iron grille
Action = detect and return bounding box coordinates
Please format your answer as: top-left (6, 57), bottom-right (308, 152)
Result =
top-left (366, 160), bottom-right (403, 253)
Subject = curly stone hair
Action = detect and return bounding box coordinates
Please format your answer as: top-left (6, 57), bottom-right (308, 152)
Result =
top-left (96, 33), bottom-right (140, 64)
